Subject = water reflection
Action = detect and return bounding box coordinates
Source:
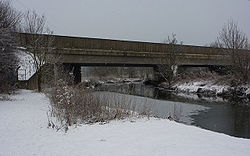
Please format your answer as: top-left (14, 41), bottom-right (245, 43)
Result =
top-left (191, 104), bottom-right (250, 138)
top-left (95, 91), bottom-right (209, 125)
top-left (96, 83), bottom-right (250, 139)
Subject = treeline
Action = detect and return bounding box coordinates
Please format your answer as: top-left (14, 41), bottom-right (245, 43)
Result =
top-left (0, 0), bottom-right (53, 93)
top-left (0, 0), bottom-right (21, 93)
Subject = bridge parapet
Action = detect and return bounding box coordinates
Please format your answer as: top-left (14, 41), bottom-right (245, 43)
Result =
top-left (18, 33), bottom-right (232, 54)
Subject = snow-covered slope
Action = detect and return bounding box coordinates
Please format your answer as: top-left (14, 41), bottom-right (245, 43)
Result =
top-left (17, 50), bottom-right (36, 80)
top-left (0, 90), bottom-right (250, 156)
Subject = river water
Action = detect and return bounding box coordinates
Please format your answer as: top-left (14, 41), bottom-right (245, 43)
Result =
top-left (96, 82), bottom-right (250, 139)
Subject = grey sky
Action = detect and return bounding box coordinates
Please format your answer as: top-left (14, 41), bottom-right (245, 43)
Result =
top-left (13, 0), bottom-right (250, 46)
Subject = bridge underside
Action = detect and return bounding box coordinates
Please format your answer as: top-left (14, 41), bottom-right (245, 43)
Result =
top-left (61, 63), bottom-right (156, 84)
top-left (23, 62), bottom-right (230, 90)
top-left (60, 62), bottom-right (229, 84)
top-left (65, 63), bottom-right (155, 67)
top-left (55, 52), bottom-right (231, 83)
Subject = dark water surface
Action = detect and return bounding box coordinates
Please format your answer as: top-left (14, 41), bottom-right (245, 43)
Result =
top-left (96, 83), bottom-right (250, 139)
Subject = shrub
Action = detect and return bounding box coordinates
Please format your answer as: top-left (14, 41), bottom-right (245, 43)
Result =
top-left (46, 79), bottom-right (150, 132)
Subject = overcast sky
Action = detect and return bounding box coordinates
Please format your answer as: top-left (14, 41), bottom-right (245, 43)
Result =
top-left (13, 0), bottom-right (250, 46)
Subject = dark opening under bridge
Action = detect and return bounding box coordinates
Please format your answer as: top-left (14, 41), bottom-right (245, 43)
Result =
top-left (18, 33), bottom-right (250, 86)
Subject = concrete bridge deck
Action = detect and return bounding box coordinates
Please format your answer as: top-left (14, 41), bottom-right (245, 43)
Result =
top-left (17, 33), bottom-right (250, 87)
top-left (18, 33), bottom-right (250, 66)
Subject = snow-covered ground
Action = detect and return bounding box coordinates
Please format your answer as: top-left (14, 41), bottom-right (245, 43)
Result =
top-left (1, 90), bottom-right (250, 156)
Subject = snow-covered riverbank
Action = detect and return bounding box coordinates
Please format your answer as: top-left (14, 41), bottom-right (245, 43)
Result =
top-left (174, 81), bottom-right (249, 95)
top-left (1, 90), bottom-right (250, 156)
top-left (172, 80), bottom-right (250, 103)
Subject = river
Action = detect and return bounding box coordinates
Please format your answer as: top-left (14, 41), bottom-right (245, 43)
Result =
top-left (95, 82), bottom-right (250, 139)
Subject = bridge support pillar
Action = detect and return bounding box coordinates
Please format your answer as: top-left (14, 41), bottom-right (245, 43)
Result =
top-left (73, 64), bottom-right (81, 84)
top-left (153, 66), bottom-right (161, 82)
top-left (62, 64), bottom-right (81, 84)
top-left (53, 63), bottom-right (59, 83)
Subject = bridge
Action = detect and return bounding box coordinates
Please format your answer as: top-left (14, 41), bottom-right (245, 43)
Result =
top-left (18, 33), bottom-right (250, 85)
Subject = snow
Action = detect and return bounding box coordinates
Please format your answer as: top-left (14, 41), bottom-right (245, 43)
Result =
top-left (245, 86), bottom-right (250, 95)
top-left (174, 81), bottom-right (230, 94)
top-left (1, 90), bottom-right (250, 156)
top-left (17, 50), bottom-right (36, 80)
top-left (174, 81), bottom-right (250, 100)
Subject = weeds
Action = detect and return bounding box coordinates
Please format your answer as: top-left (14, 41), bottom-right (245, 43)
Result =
top-left (0, 95), bottom-right (11, 101)
top-left (46, 79), bottom-right (153, 132)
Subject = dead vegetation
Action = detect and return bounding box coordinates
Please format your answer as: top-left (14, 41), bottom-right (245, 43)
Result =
top-left (175, 70), bottom-right (250, 87)
top-left (46, 76), bottom-right (153, 132)
top-left (0, 0), bottom-right (21, 93)
top-left (214, 20), bottom-right (250, 83)
top-left (157, 34), bottom-right (182, 88)
top-left (175, 71), bottom-right (221, 84)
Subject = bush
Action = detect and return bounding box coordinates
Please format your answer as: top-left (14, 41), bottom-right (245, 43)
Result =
top-left (175, 71), bottom-right (220, 84)
top-left (46, 79), bottom-right (149, 132)
top-left (0, 64), bottom-right (17, 93)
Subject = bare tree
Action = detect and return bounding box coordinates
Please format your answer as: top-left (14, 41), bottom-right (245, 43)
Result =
top-left (157, 34), bottom-right (182, 87)
top-left (21, 10), bottom-right (54, 92)
top-left (216, 20), bottom-right (250, 82)
top-left (0, 0), bottom-right (21, 93)
top-left (217, 20), bottom-right (248, 49)
top-left (209, 41), bottom-right (220, 48)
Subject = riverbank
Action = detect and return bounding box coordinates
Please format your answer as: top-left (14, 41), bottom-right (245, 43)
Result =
top-left (1, 90), bottom-right (250, 156)
top-left (83, 76), bottom-right (250, 105)
top-left (158, 73), bottom-right (250, 105)
top-left (171, 80), bottom-right (250, 103)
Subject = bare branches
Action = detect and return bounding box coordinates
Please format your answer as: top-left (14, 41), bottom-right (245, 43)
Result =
top-left (0, 0), bottom-right (21, 93)
top-left (217, 20), bottom-right (248, 50)
top-left (22, 11), bottom-right (54, 69)
top-left (23, 11), bottom-right (46, 35)
top-left (157, 34), bottom-right (182, 87)
top-left (0, 0), bottom-right (21, 30)
top-left (216, 20), bottom-right (250, 83)
top-left (0, 0), bottom-right (21, 47)
top-left (21, 10), bottom-right (55, 91)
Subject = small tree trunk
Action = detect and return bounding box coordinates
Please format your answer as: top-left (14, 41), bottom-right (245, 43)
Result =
top-left (54, 64), bottom-right (58, 85)
top-left (37, 71), bottom-right (42, 92)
